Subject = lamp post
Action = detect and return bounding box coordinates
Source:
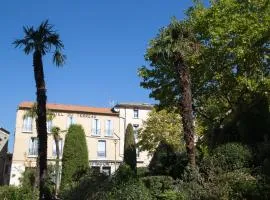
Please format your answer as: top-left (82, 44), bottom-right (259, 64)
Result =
top-left (113, 139), bottom-right (117, 173)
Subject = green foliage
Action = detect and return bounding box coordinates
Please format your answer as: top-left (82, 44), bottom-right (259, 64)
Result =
top-left (107, 179), bottom-right (153, 200)
top-left (149, 141), bottom-right (188, 179)
top-left (138, 19), bottom-right (199, 110)
top-left (124, 124), bottom-right (137, 172)
top-left (141, 176), bottom-right (174, 198)
top-left (137, 167), bottom-right (150, 177)
top-left (138, 109), bottom-right (184, 153)
top-left (60, 169), bottom-right (108, 200)
top-left (60, 124), bottom-right (89, 192)
top-left (189, 0), bottom-right (270, 144)
top-left (0, 186), bottom-right (38, 200)
top-left (61, 164), bottom-right (150, 200)
top-left (212, 143), bottom-right (252, 171)
top-left (19, 168), bottom-right (36, 189)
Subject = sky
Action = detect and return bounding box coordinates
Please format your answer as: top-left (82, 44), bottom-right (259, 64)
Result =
top-left (0, 0), bottom-right (196, 152)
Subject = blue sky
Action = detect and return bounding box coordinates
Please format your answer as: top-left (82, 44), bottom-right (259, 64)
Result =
top-left (0, 0), bottom-right (196, 152)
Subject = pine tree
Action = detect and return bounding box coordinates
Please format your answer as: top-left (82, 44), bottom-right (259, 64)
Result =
top-left (60, 124), bottom-right (88, 191)
top-left (123, 124), bottom-right (137, 172)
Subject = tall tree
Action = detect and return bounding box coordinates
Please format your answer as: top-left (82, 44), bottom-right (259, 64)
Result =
top-left (139, 20), bottom-right (200, 168)
top-left (124, 124), bottom-right (137, 172)
top-left (60, 125), bottom-right (88, 192)
top-left (187, 0), bottom-right (270, 145)
top-left (14, 20), bottom-right (66, 199)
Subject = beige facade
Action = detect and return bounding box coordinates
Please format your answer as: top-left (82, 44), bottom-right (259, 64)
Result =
top-left (10, 102), bottom-right (153, 186)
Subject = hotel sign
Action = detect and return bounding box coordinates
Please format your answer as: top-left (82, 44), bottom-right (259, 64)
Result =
top-left (52, 112), bottom-right (96, 118)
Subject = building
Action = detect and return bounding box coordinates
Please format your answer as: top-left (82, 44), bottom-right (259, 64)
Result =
top-left (0, 127), bottom-right (12, 185)
top-left (10, 101), bottom-right (153, 186)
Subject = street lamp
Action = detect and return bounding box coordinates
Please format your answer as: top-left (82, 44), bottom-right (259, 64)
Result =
top-left (113, 139), bottom-right (117, 173)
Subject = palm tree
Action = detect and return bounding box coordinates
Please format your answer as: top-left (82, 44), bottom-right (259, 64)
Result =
top-left (144, 20), bottom-right (199, 168)
top-left (51, 126), bottom-right (63, 196)
top-left (23, 104), bottom-right (59, 196)
top-left (14, 20), bottom-right (66, 199)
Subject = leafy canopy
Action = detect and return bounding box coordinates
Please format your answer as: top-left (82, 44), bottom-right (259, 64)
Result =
top-left (138, 109), bottom-right (184, 153)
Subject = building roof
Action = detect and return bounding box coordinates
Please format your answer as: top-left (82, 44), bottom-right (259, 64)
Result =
top-left (19, 102), bottom-right (118, 116)
top-left (0, 128), bottom-right (9, 135)
top-left (114, 102), bottom-right (154, 110)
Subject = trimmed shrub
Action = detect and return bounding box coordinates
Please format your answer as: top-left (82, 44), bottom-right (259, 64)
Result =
top-left (124, 124), bottom-right (137, 172)
top-left (212, 142), bottom-right (252, 171)
top-left (60, 124), bottom-right (89, 191)
top-left (107, 179), bottom-right (153, 200)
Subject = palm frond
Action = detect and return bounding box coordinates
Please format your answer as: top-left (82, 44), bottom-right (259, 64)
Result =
top-left (23, 103), bottom-right (37, 119)
top-left (53, 49), bottom-right (66, 67)
top-left (14, 19), bottom-right (66, 66)
top-left (47, 110), bottom-right (55, 121)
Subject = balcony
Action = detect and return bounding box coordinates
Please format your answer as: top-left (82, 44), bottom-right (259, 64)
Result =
top-left (91, 129), bottom-right (101, 136)
top-left (105, 129), bottom-right (113, 137)
top-left (28, 149), bottom-right (38, 157)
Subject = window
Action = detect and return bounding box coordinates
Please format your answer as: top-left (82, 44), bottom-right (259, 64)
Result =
top-left (92, 119), bottom-right (101, 136)
top-left (47, 120), bottom-right (53, 133)
top-left (133, 109), bottom-right (139, 118)
top-left (102, 166), bottom-right (111, 176)
top-left (28, 137), bottom-right (38, 156)
top-left (105, 120), bottom-right (113, 136)
top-left (23, 117), bottom-right (32, 132)
top-left (67, 115), bottom-right (75, 128)
top-left (53, 139), bottom-right (63, 157)
top-left (97, 140), bottom-right (106, 157)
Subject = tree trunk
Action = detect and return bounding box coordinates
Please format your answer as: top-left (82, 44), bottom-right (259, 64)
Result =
top-left (54, 135), bottom-right (60, 196)
top-left (175, 60), bottom-right (196, 168)
top-left (33, 50), bottom-right (48, 200)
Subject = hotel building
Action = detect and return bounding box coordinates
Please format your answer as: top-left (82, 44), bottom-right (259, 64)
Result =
top-left (10, 102), bottom-right (153, 186)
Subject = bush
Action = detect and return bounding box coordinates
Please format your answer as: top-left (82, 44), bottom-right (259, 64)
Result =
top-left (149, 141), bottom-right (188, 179)
top-left (137, 167), bottom-right (150, 177)
top-left (141, 176), bottom-right (174, 198)
top-left (0, 186), bottom-right (38, 200)
top-left (158, 190), bottom-right (186, 200)
top-left (60, 124), bottom-right (89, 192)
top-left (212, 142), bottom-right (252, 171)
top-left (61, 169), bottom-right (108, 200)
top-left (62, 164), bottom-right (152, 200)
top-left (107, 179), bottom-right (153, 200)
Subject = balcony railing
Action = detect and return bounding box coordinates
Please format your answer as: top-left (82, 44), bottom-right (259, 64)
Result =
top-left (91, 129), bottom-right (101, 136)
top-left (28, 148), bottom-right (38, 156)
top-left (105, 129), bottom-right (113, 136)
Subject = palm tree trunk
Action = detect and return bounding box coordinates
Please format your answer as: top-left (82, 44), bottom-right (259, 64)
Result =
top-left (175, 60), bottom-right (196, 168)
top-left (33, 50), bottom-right (48, 200)
top-left (54, 136), bottom-right (60, 196)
